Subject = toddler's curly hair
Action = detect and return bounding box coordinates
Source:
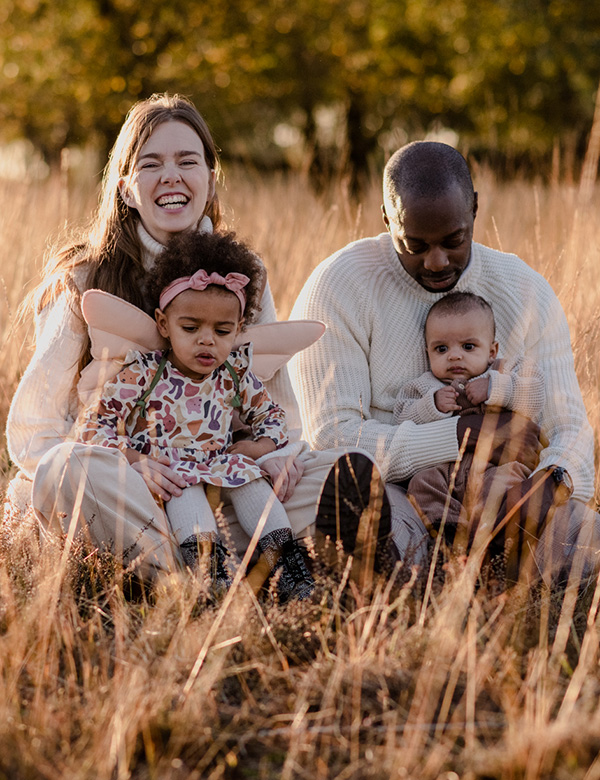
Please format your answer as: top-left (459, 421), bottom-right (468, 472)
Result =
top-left (147, 230), bottom-right (265, 326)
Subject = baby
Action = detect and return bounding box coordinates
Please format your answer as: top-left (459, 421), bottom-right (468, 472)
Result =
top-left (394, 291), bottom-right (545, 544)
top-left (77, 230), bottom-right (314, 602)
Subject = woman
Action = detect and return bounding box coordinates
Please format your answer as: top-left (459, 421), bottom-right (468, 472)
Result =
top-left (6, 94), bottom-right (393, 580)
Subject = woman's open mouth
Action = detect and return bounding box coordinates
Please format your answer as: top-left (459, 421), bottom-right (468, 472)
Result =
top-left (156, 194), bottom-right (189, 210)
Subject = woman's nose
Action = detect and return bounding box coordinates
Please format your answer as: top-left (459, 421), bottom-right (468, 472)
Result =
top-left (161, 162), bottom-right (181, 183)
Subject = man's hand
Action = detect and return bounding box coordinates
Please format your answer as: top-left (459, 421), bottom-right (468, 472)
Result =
top-left (493, 468), bottom-right (572, 581)
top-left (457, 411), bottom-right (544, 472)
top-left (434, 386), bottom-right (460, 413)
top-left (125, 449), bottom-right (186, 502)
top-left (465, 376), bottom-right (490, 405)
top-left (260, 456), bottom-right (305, 502)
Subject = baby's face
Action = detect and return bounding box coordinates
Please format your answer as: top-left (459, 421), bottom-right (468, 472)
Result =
top-left (425, 309), bottom-right (498, 383)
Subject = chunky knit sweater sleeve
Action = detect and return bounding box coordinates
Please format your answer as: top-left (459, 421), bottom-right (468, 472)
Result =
top-left (467, 244), bottom-right (594, 501)
top-left (289, 239), bottom-right (460, 482)
top-left (6, 291), bottom-right (86, 478)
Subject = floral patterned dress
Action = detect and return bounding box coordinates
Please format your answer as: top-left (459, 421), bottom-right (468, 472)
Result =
top-left (77, 344), bottom-right (288, 488)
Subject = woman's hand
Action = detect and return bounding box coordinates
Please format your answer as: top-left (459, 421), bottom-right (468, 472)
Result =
top-left (260, 456), bottom-right (305, 503)
top-left (125, 449), bottom-right (187, 502)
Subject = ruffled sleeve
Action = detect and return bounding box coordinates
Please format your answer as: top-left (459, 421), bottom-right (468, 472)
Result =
top-left (230, 345), bottom-right (289, 450)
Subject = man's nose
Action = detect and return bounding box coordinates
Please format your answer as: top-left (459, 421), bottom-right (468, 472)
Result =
top-left (423, 246), bottom-right (449, 272)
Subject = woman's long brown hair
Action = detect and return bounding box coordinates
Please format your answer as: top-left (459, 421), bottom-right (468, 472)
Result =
top-left (31, 93), bottom-right (222, 371)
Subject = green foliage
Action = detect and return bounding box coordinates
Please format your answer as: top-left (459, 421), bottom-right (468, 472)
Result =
top-left (0, 0), bottom-right (599, 170)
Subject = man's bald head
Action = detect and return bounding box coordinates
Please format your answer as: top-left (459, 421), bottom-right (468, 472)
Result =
top-left (383, 141), bottom-right (475, 214)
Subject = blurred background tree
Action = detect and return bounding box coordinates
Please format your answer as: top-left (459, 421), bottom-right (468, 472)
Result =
top-left (0, 0), bottom-right (598, 180)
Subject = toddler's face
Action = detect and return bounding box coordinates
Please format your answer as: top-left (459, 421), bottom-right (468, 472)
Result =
top-left (425, 309), bottom-right (498, 383)
top-left (155, 287), bottom-right (243, 380)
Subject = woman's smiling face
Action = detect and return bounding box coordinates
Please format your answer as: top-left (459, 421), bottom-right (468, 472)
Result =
top-left (119, 120), bottom-right (215, 245)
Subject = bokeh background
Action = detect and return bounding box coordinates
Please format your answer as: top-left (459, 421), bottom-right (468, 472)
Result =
top-left (1, 0), bottom-right (599, 184)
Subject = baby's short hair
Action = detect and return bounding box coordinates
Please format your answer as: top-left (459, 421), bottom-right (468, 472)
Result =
top-left (425, 291), bottom-right (496, 341)
top-left (147, 230), bottom-right (265, 326)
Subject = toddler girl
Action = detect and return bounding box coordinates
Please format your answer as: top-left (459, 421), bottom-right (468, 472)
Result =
top-left (77, 230), bottom-right (314, 602)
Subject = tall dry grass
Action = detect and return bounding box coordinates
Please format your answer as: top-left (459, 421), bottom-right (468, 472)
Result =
top-left (1, 158), bottom-right (600, 779)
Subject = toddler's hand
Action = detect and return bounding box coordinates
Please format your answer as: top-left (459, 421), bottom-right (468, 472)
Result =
top-left (465, 376), bottom-right (490, 405)
top-left (434, 386), bottom-right (460, 413)
top-left (227, 437), bottom-right (276, 460)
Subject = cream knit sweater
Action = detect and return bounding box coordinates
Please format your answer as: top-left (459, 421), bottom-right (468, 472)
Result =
top-left (289, 234), bottom-right (595, 501)
top-left (7, 225), bottom-right (303, 479)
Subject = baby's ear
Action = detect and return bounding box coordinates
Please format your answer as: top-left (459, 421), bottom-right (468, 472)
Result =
top-left (237, 316), bottom-right (246, 333)
top-left (489, 340), bottom-right (499, 360)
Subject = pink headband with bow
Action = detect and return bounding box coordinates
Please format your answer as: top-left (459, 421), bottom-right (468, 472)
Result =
top-left (159, 269), bottom-right (250, 312)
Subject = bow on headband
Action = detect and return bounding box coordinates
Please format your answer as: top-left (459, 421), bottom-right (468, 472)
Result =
top-left (159, 269), bottom-right (250, 312)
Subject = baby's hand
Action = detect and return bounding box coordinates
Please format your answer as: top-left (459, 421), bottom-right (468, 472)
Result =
top-left (434, 386), bottom-right (461, 413)
top-left (227, 437), bottom-right (276, 460)
top-left (465, 376), bottom-right (490, 405)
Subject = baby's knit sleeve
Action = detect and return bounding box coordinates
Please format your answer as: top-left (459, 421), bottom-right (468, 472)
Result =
top-left (393, 371), bottom-right (452, 424)
top-left (486, 358), bottom-right (545, 420)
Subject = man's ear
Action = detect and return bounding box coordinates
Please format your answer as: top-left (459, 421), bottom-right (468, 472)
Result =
top-left (155, 308), bottom-right (169, 338)
top-left (381, 204), bottom-right (391, 230)
top-left (118, 177), bottom-right (135, 208)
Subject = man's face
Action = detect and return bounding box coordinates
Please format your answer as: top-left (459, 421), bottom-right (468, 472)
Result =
top-left (383, 185), bottom-right (477, 293)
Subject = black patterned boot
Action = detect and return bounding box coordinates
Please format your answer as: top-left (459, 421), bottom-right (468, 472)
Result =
top-left (258, 529), bottom-right (315, 603)
top-left (180, 534), bottom-right (233, 592)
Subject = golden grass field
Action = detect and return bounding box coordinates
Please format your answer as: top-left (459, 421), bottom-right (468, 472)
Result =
top-left (0, 159), bottom-right (599, 779)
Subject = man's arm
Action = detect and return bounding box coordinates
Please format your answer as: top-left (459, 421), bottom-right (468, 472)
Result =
top-left (518, 286), bottom-right (594, 501)
top-left (289, 262), bottom-right (460, 482)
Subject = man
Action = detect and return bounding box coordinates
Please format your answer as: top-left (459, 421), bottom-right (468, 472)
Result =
top-left (290, 141), bottom-right (598, 582)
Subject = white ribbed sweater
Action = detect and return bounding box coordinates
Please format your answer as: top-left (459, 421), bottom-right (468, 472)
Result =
top-left (7, 227), bottom-right (302, 479)
top-left (289, 234), bottom-right (594, 501)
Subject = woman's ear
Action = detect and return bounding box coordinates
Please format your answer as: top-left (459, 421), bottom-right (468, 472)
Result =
top-left (155, 308), bottom-right (169, 338)
top-left (118, 177), bottom-right (135, 208)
